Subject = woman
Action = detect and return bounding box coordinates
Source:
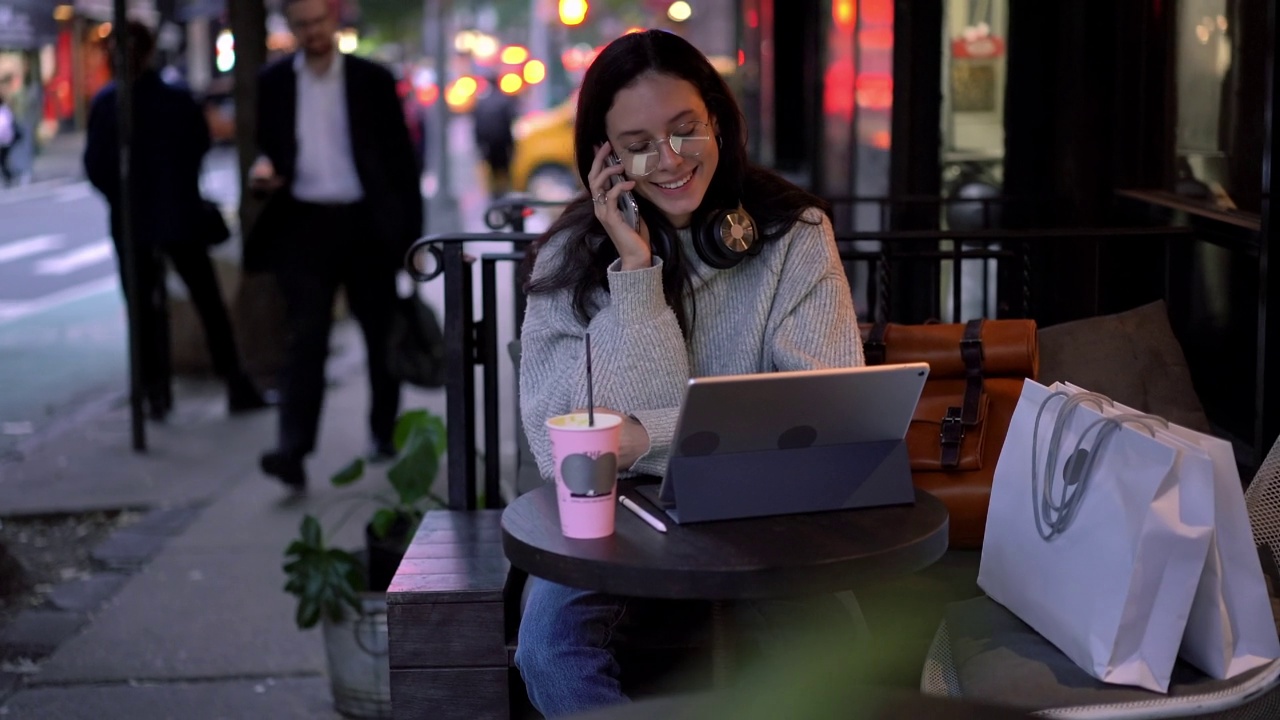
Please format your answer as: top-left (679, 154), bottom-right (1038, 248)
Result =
top-left (516, 30), bottom-right (865, 716)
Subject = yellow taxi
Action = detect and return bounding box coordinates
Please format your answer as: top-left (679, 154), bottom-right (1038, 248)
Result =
top-left (509, 93), bottom-right (580, 201)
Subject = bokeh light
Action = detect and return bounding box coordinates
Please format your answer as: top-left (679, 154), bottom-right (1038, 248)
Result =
top-left (499, 73), bottom-right (524, 94)
top-left (559, 0), bottom-right (588, 26)
top-left (500, 45), bottom-right (529, 65)
top-left (523, 60), bottom-right (547, 84)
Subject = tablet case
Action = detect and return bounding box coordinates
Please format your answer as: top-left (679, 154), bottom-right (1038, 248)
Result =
top-left (637, 439), bottom-right (914, 524)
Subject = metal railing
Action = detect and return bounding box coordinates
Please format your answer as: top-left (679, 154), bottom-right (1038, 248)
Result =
top-left (407, 215), bottom-right (1195, 509)
top-left (408, 233), bottom-right (538, 511)
top-left (824, 194), bottom-right (1058, 233)
top-left (835, 226), bottom-right (1195, 324)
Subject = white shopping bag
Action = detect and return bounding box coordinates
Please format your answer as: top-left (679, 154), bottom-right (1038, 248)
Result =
top-left (979, 379), bottom-right (1215, 692)
top-left (1059, 382), bottom-right (1280, 679)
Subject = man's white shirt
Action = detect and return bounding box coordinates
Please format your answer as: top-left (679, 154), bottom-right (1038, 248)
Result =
top-left (292, 51), bottom-right (363, 203)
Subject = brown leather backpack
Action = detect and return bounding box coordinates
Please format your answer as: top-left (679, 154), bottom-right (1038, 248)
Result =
top-left (863, 319), bottom-right (1039, 549)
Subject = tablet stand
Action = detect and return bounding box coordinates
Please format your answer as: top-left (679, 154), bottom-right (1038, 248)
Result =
top-left (660, 439), bottom-right (915, 523)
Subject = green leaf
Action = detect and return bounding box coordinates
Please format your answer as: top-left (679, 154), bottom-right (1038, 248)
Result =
top-left (394, 410), bottom-right (445, 454)
top-left (388, 427), bottom-right (440, 507)
top-left (300, 515), bottom-right (324, 548)
top-left (297, 597), bottom-right (320, 630)
top-left (370, 508), bottom-right (399, 539)
top-left (393, 409), bottom-right (431, 452)
top-left (345, 562), bottom-right (367, 594)
top-left (424, 413), bottom-right (446, 455)
top-left (330, 457), bottom-right (366, 487)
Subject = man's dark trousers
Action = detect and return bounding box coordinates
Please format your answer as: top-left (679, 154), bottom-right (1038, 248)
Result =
top-left (275, 199), bottom-right (399, 457)
top-left (112, 238), bottom-right (243, 410)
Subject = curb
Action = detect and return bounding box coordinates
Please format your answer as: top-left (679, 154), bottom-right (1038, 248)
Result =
top-left (0, 502), bottom-right (205, 705)
top-left (0, 388), bottom-right (127, 469)
top-left (0, 326), bottom-right (374, 705)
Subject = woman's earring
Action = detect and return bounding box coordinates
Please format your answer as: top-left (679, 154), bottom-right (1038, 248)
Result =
top-left (716, 135), bottom-right (723, 148)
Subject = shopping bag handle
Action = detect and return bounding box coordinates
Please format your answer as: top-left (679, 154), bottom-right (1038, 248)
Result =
top-left (1032, 391), bottom-right (1168, 541)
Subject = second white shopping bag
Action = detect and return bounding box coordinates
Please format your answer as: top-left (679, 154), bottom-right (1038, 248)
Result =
top-left (978, 379), bottom-right (1215, 693)
top-left (1058, 382), bottom-right (1280, 680)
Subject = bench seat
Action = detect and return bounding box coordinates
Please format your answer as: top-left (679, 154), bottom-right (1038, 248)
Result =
top-left (388, 509), bottom-right (521, 720)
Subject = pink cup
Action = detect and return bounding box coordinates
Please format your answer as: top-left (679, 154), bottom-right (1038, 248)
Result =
top-left (546, 413), bottom-right (623, 539)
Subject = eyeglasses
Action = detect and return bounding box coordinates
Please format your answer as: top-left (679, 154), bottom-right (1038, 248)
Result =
top-left (615, 121), bottom-right (713, 177)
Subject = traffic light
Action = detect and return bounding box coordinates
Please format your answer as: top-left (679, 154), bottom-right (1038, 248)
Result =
top-left (559, 0), bottom-right (588, 26)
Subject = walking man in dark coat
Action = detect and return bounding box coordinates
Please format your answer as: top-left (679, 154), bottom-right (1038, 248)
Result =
top-left (248, 0), bottom-right (424, 491)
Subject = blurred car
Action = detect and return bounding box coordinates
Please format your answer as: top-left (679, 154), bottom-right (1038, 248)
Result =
top-left (509, 93), bottom-right (580, 201)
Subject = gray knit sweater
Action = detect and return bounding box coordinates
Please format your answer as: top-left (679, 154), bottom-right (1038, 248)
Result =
top-left (519, 207), bottom-right (865, 480)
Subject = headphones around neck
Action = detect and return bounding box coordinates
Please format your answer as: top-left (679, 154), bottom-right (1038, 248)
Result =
top-left (691, 203), bottom-right (760, 269)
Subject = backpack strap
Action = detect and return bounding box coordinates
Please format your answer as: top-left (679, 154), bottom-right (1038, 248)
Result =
top-left (940, 318), bottom-right (985, 469)
top-left (864, 322), bottom-right (888, 366)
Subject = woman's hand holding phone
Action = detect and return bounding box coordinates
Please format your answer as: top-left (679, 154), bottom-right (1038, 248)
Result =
top-left (589, 143), bottom-right (650, 270)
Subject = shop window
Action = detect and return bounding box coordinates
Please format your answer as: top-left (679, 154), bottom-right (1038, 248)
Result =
top-left (1175, 0), bottom-right (1266, 214)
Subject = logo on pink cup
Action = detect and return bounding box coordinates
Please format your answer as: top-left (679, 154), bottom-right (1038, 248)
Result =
top-left (560, 451), bottom-right (618, 497)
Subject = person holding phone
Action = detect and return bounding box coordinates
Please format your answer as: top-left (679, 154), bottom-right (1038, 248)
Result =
top-left (515, 30), bottom-right (865, 716)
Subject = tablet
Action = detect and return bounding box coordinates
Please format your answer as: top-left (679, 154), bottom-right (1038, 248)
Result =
top-left (652, 362), bottom-right (930, 506)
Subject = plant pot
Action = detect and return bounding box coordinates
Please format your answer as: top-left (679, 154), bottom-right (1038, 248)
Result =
top-left (365, 514), bottom-right (414, 593)
top-left (322, 593), bottom-right (391, 719)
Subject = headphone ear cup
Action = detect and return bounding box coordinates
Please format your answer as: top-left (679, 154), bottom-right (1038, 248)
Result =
top-left (693, 205), bottom-right (759, 269)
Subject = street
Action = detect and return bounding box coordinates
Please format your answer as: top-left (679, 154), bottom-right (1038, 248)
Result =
top-left (0, 177), bottom-right (124, 461)
top-left (0, 142), bottom-right (246, 461)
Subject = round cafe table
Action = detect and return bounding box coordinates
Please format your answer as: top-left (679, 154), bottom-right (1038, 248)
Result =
top-left (501, 481), bottom-right (949, 601)
top-left (501, 481), bottom-right (949, 683)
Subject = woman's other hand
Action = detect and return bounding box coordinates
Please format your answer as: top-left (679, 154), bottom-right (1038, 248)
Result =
top-left (588, 143), bottom-right (651, 270)
top-left (573, 407), bottom-right (652, 469)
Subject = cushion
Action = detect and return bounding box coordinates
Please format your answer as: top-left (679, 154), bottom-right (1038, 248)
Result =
top-left (944, 596), bottom-right (1274, 710)
top-left (1037, 300), bottom-right (1211, 432)
top-left (1262, 545), bottom-right (1280, 640)
top-left (508, 339), bottom-right (544, 496)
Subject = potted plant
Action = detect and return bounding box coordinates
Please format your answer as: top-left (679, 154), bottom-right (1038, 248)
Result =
top-left (282, 409), bottom-right (446, 719)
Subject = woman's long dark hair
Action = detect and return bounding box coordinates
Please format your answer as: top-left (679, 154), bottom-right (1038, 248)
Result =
top-left (523, 30), bottom-right (830, 332)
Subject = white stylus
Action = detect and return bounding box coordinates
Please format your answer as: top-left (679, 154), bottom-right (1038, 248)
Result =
top-left (618, 494), bottom-right (668, 533)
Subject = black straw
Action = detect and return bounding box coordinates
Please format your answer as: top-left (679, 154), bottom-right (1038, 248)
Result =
top-left (585, 333), bottom-right (595, 427)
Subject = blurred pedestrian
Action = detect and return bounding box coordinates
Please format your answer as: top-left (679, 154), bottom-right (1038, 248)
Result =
top-left (247, 0), bottom-right (423, 492)
top-left (472, 76), bottom-right (518, 198)
top-left (397, 75), bottom-right (427, 175)
top-left (15, 76), bottom-right (43, 185)
top-left (84, 20), bottom-right (267, 420)
top-left (0, 92), bottom-right (17, 186)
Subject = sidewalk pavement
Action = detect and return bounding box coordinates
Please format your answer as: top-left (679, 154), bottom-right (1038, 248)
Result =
top-left (28, 131), bottom-right (88, 186)
top-left (0, 323), bottom-right (448, 719)
top-left (0, 129), bottom-right (88, 189)
top-left (0, 116), bottom-right (495, 718)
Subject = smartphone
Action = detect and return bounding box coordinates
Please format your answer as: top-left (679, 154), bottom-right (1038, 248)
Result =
top-left (605, 154), bottom-right (641, 232)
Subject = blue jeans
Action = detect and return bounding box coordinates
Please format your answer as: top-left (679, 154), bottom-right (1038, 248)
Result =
top-left (514, 578), bottom-right (868, 718)
top-left (514, 578), bottom-right (633, 717)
